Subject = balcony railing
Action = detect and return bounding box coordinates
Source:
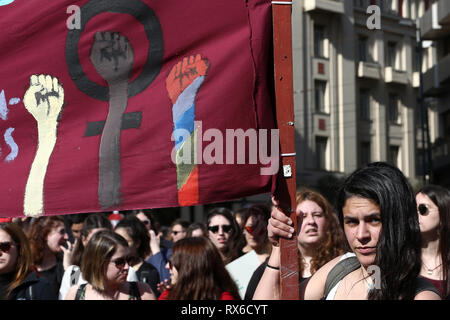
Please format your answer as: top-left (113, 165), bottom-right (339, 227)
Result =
top-left (422, 53), bottom-right (450, 95)
top-left (420, 1), bottom-right (450, 40)
top-left (385, 67), bottom-right (408, 85)
top-left (438, 0), bottom-right (450, 25)
top-left (358, 61), bottom-right (381, 80)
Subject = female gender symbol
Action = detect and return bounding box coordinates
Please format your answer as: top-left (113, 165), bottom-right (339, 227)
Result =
top-left (65, 0), bottom-right (164, 209)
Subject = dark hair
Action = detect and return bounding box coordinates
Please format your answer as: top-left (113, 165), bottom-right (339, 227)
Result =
top-left (27, 216), bottom-right (65, 265)
top-left (336, 162), bottom-right (421, 300)
top-left (170, 219), bottom-right (189, 230)
top-left (123, 209), bottom-right (157, 231)
top-left (0, 223), bottom-right (33, 298)
top-left (233, 207), bottom-right (250, 229)
top-left (166, 237), bottom-right (240, 300)
top-left (186, 222), bottom-right (208, 238)
top-left (417, 184), bottom-right (450, 297)
top-left (70, 213), bottom-right (112, 266)
top-left (206, 207), bottom-right (244, 264)
top-left (115, 216), bottom-right (150, 259)
top-left (242, 204), bottom-right (270, 237)
top-left (67, 213), bottom-right (90, 226)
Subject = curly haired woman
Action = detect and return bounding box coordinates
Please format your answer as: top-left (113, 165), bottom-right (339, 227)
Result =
top-left (246, 188), bottom-right (347, 299)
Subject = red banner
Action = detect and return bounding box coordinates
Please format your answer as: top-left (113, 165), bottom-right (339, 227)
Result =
top-left (0, 0), bottom-right (276, 218)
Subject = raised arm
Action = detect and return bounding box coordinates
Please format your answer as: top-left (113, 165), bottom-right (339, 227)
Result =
top-left (253, 197), bottom-right (341, 300)
top-left (253, 200), bottom-right (294, 300)
top-left (253, 245), bottom-right (281, 300)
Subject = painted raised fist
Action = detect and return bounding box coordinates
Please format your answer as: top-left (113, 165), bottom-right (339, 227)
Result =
top-left (23, 74), bottom-right (64, 122)
top-left (90, 31), bottom-right (134, 84)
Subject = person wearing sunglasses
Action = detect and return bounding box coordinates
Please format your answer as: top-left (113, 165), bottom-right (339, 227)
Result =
top-left (169, 219), bottom-right (189, 243)
top-left (65, 229), bottom-right (155, 300)
top-left (0, 222), bottom-right (54, 300)
top-left (242, 205), bottom-right (272, 262)
top-left (115, 216), bottom-right (160, 297)
top-left (206, 208), bottom-right (245, 265)
top-left (145, 218), bottom-right (189, 286)
top-left (158, 236), bottom-right (240, 300)
top-left (416, 185), bottom-right (450, 299)
top-left (58, 213), bottom-right (140, 299)
top-left (254, 162), bottom-right (441, 300)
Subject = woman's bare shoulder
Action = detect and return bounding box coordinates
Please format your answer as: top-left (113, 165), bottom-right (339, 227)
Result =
top-left (302, 253), bottom-right (352, 300)
top-left (64, 284), bottom-right (80, 300)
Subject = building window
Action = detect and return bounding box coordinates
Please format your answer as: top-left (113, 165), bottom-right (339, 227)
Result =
top-left (315, 136), bottom-right (328, 170)
top-left (389, 145), bottom-right (400, 168)
top-left (359, 36), bottom-right (368, 62)
top-left (315, 81), bottom-right (327, 114)
top-left (415, 103), bottom-right (423, 127)
top-left (414, 47), bottom-right (420, 72)
top-left (416, 147), bottom-right (425, 176)
top-left (388, 93), bottom-right (400, 124)
top-left (360, 142), bottom-right (371, 167)
top-left (314, 25), bottom-right (325, 58)
top-left (359, 89), bottom-right (371, 121)
top-left (444, 111), bottom-right (450, 137)
top-left (443, 36), bottom-right (450, 57)
top-left (386, 41), bottom-right (398, 68)
top-left (354, 0), bottom-right (370, 9)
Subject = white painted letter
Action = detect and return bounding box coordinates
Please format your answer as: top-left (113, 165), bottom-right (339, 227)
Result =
top-left (367, 5), bottom-right (381, 30)
top-left (66, 5), bottom-right (81, 30)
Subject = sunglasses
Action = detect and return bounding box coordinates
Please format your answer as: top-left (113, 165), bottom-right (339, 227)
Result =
top-left (418, 204), bottom-right (429, 216)
top-left (0, 241), bottom-right (14, 253)
top-left (208, 225), bottom-right (232, 234)
top-left (110, 256), bottom-right (133, 269)
top-left (244, 225), bottom-right (254, 234)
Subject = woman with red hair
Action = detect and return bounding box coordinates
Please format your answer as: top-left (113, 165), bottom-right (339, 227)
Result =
top-left (253, 187), bottom-right (348, 299)
top-left (27, 216), bottom-right (68, 298)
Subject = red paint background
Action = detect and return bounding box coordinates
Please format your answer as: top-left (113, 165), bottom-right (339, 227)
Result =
top-left (0, 0), bottom-right (275, 217)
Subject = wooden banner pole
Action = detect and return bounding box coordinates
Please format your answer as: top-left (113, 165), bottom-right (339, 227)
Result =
top-left (271, 0), bottom-right (299, 300)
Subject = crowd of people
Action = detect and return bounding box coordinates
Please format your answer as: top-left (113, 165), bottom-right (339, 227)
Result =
top-left (0, 162), bottom-right (449, 300)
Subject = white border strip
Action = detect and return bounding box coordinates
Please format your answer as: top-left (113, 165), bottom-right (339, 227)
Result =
top-left (271, 1), bottom-right (293, 4)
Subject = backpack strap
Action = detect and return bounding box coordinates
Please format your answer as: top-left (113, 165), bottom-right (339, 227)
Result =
top-left (70, 266), bottom-right (81, 285)
top-left (322, 255), bottom-right (360, 299)
top-left (415, 277), bottom-right (442, 298)
top-left (75, 283), bottom-right (87, 300)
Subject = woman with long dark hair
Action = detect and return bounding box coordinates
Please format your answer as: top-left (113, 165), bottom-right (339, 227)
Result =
top-left (416, 184), bottom-right (450, 299)
top-left (255, 162), bottom-right (441, 300)
top-left (115, 216), bottom-right (160, 297)
top-left (159, 236), bottom-right (240, 300)
top-left (0, 222), bottom-right (53, 300)
top-left (206, 208), bottom-right (244, 264)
